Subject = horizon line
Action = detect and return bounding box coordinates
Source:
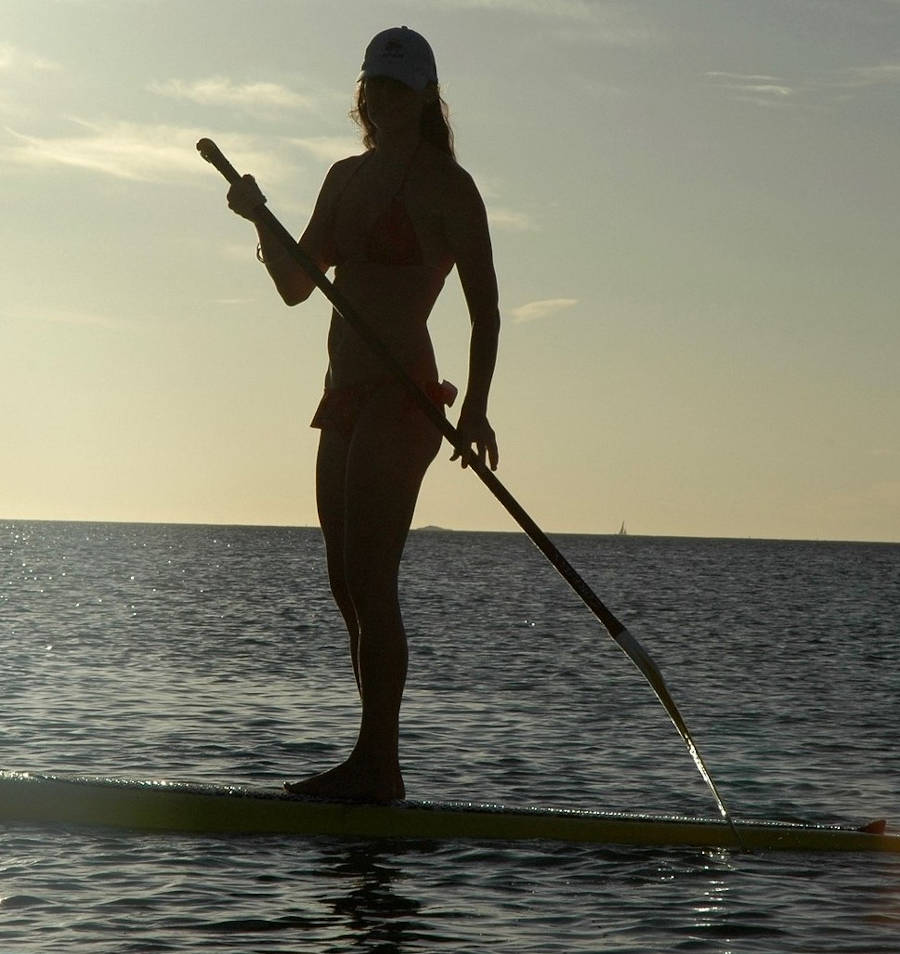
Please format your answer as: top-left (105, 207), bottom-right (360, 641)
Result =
top-left (2, 515), bottom-right (897, 547)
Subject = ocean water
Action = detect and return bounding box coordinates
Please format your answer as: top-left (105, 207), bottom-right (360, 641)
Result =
top-left (2, 520), bottom-right (899, 952)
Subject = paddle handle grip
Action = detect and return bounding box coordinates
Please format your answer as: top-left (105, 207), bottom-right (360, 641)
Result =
top-left (197, 138), bottom-right (242, 185)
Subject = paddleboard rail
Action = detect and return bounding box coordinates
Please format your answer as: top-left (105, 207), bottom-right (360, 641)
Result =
top-left (2, 772), bottom-right (897, 853)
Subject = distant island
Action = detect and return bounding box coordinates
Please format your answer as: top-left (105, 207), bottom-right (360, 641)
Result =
top-left (414, 525), bottom-right (454, 532)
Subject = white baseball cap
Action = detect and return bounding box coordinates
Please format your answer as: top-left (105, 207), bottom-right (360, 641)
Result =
top-left (359, 26), bottom-right (438, 91)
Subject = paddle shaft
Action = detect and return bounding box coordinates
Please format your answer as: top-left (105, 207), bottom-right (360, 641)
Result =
top-left (196, 138), bottom-right (738, 840)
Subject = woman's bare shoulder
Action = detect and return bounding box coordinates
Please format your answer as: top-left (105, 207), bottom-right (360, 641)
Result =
top-left (321, 152), bottom-right (369, 194)
top-left (418, 148), bottom-right (482, 207)
top-left (422, 146), bottom-right (470, 181)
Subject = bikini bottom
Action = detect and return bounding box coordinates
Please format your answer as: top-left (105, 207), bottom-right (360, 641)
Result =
top-left (310, 378), bottom-right (457, 439)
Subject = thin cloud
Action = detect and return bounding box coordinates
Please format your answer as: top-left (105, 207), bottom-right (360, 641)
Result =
top-left (2, 120), bottom-right (207, 181)
top-left (706, 72), bottom-right (792, 93)
top-left (0, 120), bottom-right (295, 183)
top-left (0, 43), bottom-right (63, 120)
top-left (706, 72), bottom-right (782, 82)
top-left (510, 298), bottom-right (578, 323)
top-left (705, 72), bottom-right (796, 106)
top-left (149, 76), bottom-right (312, 110)
top-left (837, 62), bottom-right (900, 88)
top-left (0, 43), bottom-right (61, 73)
top-left (488, 208), bottom-right (538, 232)
top-left (706, 62), bottom-right (900, 107)
top-left (3, 304), bottom-right (129, 332)
top-left (286, 136), bottom-right (364, 164)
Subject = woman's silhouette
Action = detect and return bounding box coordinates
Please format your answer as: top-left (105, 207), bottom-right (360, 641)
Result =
top-left (226, 26), bottom-right (500, 801)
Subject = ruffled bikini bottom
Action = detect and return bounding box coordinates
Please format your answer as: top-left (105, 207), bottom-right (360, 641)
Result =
top-left (310, 378), bottom-right (457, 439)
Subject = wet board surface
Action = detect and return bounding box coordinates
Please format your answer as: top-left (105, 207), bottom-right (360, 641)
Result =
top-left (1, 772), bottom-right (897, 852)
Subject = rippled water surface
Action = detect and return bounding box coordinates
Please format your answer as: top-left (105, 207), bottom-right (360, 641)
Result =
top-left (2, 522), bottom-right (899, 952)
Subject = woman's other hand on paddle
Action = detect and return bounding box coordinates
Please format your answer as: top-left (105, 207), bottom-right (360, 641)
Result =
top-left (451, 405), bottom-right (498, 471)
top-left (227, 174), bottom-right (267, 220)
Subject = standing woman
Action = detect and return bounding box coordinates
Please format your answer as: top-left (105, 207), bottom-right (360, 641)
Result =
top-left (226, 26), bottom-right (500, 802)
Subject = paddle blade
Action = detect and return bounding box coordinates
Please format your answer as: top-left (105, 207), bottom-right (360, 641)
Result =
top-left (614, 627), bottom-right (734, 829)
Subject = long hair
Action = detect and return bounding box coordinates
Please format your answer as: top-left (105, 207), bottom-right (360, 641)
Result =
top-left (352, 83), bottom-right (455, 158)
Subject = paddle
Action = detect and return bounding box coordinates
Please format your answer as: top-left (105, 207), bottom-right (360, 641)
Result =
top-left (196, 138), bottom-right (740, 843)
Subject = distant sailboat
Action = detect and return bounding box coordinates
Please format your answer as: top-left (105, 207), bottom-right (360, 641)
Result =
top-left (618, 521), bottom-right (627, 536)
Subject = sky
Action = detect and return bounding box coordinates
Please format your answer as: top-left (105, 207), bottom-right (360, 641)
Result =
top-left (1, 0), bottom-right (898, 541)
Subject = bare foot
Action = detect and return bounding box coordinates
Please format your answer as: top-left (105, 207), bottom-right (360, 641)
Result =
top-left (283, 756), bottom-right (404, 803)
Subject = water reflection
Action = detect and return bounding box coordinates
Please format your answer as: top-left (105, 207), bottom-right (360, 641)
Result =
top-left (316, 840), bottom-right (427, 953)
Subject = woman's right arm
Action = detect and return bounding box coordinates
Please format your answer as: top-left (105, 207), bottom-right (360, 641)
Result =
top-left (226, 164), bottom-right (343, 306)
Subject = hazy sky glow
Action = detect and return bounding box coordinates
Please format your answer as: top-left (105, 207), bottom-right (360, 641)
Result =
top-left (2, 0), bottom-right (898, 541)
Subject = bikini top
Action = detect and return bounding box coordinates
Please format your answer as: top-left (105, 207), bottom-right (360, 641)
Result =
top-left (331, 150), bottom-right (424, 268)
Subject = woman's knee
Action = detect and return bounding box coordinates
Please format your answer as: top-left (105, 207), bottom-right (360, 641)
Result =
top-left (329, 571), bottom-right (352, 612)
top-left (344, 556), bottom-right (398, 611)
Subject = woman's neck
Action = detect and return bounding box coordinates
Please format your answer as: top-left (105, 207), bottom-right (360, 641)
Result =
top-left (374, 129), bottom-right (422, 163)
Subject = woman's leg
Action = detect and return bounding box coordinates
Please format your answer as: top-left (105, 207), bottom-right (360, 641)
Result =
top-left (287, 386), bottom-right (441, 801)
top-left (314, 428), bottom-right (362, 691)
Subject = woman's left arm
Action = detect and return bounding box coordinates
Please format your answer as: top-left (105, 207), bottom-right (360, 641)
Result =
top-left (445, 168), bottom-right (501, 471)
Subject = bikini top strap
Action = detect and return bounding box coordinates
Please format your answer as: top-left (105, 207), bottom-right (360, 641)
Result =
top-left (326, 152), bottom-right (374, 263)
